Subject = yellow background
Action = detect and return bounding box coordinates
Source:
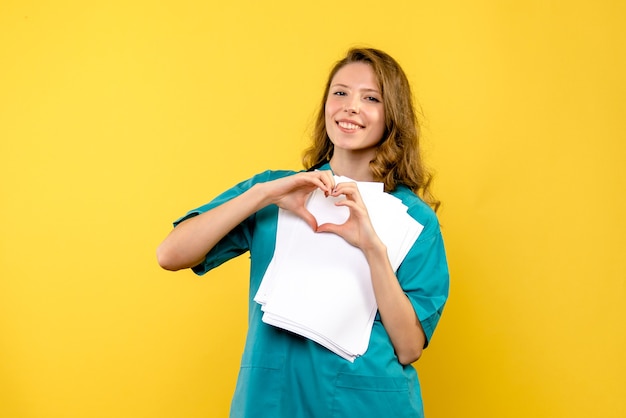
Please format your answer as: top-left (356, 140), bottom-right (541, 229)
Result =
top-left (1, 1), bottom-right (625, 417)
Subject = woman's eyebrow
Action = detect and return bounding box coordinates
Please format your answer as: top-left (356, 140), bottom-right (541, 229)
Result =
top-left (330, 83), bottom-right (381, 94)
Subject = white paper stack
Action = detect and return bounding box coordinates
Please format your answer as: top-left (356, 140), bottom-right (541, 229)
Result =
top-left (254, 176), bottom-right (424, 362)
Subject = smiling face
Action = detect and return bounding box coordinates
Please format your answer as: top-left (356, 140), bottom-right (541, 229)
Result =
top-left (324, 62), bottom-right (386, 162)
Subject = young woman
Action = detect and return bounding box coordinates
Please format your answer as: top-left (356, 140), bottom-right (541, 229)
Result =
top-left (157, 47), bottom-right (449, 418)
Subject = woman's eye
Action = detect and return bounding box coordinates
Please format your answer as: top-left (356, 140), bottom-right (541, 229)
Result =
top-left (333, 91), bottom-right (347, 96)
top-left (366, 96), bottom-right (380, 102)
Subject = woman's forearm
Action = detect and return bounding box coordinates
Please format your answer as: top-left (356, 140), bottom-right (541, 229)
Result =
top-left (156, 184), bottom-right (269, 271)
top-left (363, 242), bottom-right (426, 365)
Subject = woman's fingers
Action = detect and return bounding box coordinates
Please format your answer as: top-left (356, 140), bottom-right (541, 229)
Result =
top-left (315, 222), bottom-right (339, 235)
top-left (273, 170), bottom-right (336, 231)
top-left (317, 181), bottom-right (381, 249)
top-left (312, 170), bottom-right (335, 195)
top-left (331, 182), bottom-right (364, 206)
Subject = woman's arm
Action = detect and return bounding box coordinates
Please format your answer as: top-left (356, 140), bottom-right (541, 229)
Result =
top-left (362, 242), bottom-right (426, 365)
top-left (316, 182), bottom-right (425, 365)
top-left (156, 170), bottom-right (335, 271)
top-left (156, 183), bottom-right (268, 271)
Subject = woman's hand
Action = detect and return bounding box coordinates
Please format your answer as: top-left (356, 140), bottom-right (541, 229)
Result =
top-left (315, 182), bottom-right (382, 251)
top-left (263, 170), bottom-right (336, 231)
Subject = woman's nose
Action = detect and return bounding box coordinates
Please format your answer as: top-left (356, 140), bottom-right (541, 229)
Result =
top-left (345, 99), bottom-right (360, 114)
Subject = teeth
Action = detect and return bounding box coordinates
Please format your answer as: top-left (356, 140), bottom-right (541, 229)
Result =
top-left (338, 121), bottom-right (361, 130)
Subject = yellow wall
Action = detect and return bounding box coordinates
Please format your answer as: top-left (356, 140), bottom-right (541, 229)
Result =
top-left (1, 1), bottom-right (624, 417)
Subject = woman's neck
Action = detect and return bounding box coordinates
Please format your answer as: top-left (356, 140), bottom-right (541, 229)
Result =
top-left (329, 153), bottom-right (375, 182)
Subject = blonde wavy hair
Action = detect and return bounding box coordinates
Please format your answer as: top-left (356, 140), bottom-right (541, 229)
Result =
top-left (302, 47), bottom-right (440, 211)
